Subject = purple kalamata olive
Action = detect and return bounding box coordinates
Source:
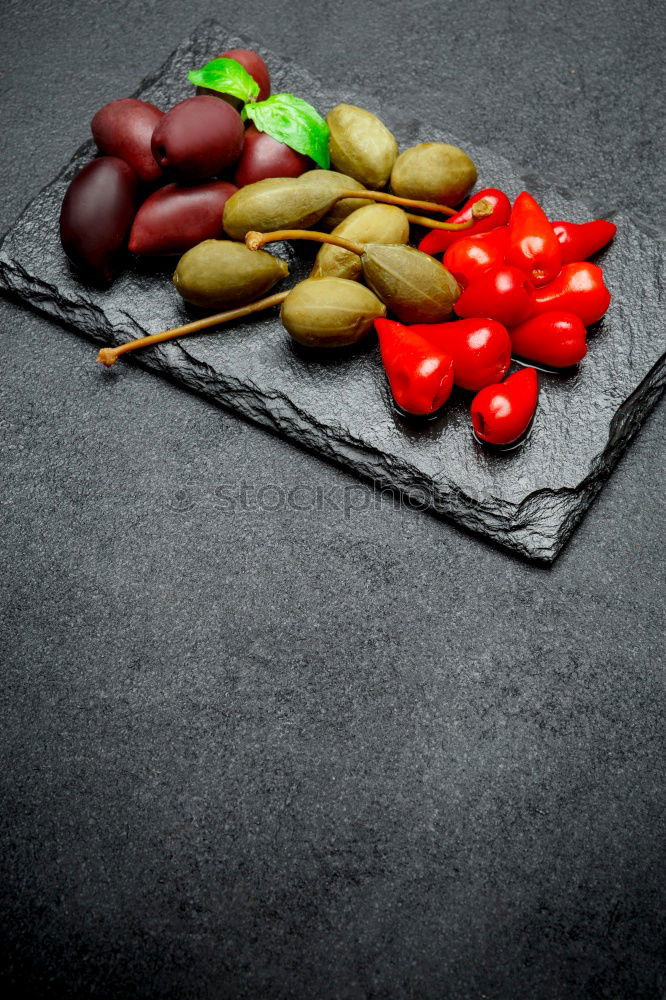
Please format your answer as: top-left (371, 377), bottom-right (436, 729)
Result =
top-left (233, 125), bottom-right (313, 187)
top-left (220, 49), bottom-right (270, 101)
top-left (91, 98), bottom-right (164, 183)
top-left (59, 156), bottom-right (138, 284)
top-left (151, 96), bottom-right (244, 181)
top-left (129, 181), bottom-right (238, 255)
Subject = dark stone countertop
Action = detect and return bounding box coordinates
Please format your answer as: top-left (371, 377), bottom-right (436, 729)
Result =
top-left (0, 2), bottom-right (664, 998)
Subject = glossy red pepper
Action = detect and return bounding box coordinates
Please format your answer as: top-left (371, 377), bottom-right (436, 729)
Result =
top-left (443, 227), bottom-right (509, 287)
top-left (454, 265), bottom-right (533, 327)
top-left (551, 219), bottom-right (617, 263)
top-left (410, 318), bottom-right (511, 391)
top-left (471, 367), bottom-right (539, 446)
top-left (530, 262), bottom-right (610, 326)
top-left (418, 188), bottom-right (511, 255)
top-left (375, 318), bottom-right (454, 416)
top-left (507, 191), bottom-right (561, 286)
top-left (510, 311), bottom-right (587, 368)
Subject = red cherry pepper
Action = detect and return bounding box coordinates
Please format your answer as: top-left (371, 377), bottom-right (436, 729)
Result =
top-left (530, 262), bottom-right (610, 326)
top-left (551, 219), bottom-right (617, 263)
top-left (507, 191), bottom-right (561, 286)
top-left (510, 311), bottom-right (587, 368)
top-left (471, 367), bottom-right (539, 446)
top-left (410, 318), bottom-right (511, 391)
top-left (418, 189), bottom-right (511, 255)
top-left (443, 226), bottom-right (509, 287)
top-left (375, 318), bottom-right (454, 416)
top-left (454, 265), bottom-right (533, 327)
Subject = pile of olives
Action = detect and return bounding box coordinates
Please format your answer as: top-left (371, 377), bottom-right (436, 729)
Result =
top-left (169, 97), bottom-right (478, 347)
top-left (61, 46), bottom-right (310, 282)
top-left (61, 44), bottom-right (482, 363)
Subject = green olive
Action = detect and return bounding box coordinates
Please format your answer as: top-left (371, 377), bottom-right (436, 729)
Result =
top-left (299, 169), bottom-right (373, 229)
top-left (173, 239), bottom-right (289, 309)
top-left (390, 142), bottom-right (477, 206)
top-left (360, 244), bottom-right (461, 323)
top-left (223, 177), bottom-right (338, 241)
top-left (281, 276), bottom-right (386, 347)
top-left (311, 204), bottom-right (410, 281)
top-left (326, 104), bottom-right (398, 190)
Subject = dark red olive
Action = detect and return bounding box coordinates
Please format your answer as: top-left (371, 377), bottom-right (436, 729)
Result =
top-left (197, 48), bottom-right (271, 108)
top-left (151, 96), bottom-right (244, 181)
top-left (91, 98), bottom-right (164, 183)
top-left (219, 48), bottom-right (270, 101)
top-left (129, 180), bottom-right (238, 255)
top-left (59, 156), bottom-right (138, 284)
top-left (233, 125), bottom-right (313, 186)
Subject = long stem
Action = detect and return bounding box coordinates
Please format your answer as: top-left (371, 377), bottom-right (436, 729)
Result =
top-left (406, 198), bottom-right (494, 230)
top-left (245, 230), bottom-right (366, 256)
top-left (96, 290), bottom-right (289, 367)
top-left (405, 214), bottom-right (476, 231)
top-left (246, 213), bottom-right (478, 257)
top-left (336, 189), bottom-right (457, 217)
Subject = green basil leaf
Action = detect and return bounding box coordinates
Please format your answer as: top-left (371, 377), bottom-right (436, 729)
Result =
top-left (244, 94), bottom-right (330, 169)
top-left (188, 58), bottom-right (260, 103)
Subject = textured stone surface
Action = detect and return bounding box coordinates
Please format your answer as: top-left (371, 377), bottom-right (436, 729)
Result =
top-left (1, 21), bottom-right (663, 562)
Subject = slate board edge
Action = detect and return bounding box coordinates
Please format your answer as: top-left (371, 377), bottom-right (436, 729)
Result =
top-left (1, 19), bottom-right (664, 564)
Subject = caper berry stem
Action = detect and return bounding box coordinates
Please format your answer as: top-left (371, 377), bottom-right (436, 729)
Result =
top-left (336, 189), bottom-right (457, 217)
top-left (406, 197), bottom-right (494, 230)
top-left (246, 230), bottom-right (366, 256)
top-left (96, 290), bottom-right (290, 367)
top-left (404, 214), bottom-right (476, 231)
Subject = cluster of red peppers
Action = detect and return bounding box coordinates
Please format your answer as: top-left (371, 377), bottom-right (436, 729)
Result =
top-left (375, 188), bottom-right (615, 446)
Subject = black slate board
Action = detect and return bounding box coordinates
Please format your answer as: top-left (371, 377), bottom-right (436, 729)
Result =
top-left (1, 19), bottom-right (664, 562)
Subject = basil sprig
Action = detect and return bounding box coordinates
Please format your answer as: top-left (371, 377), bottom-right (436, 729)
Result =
top-left (243, 94), bottom-right (330, 170)
top-left (188, 58), bottom-right (260, 103)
